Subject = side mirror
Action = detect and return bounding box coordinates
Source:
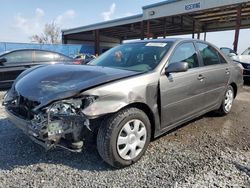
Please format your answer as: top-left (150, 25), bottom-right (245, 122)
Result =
top-left (0, 58), bottom-right (7, 65)
top-left (228, 53), bottom-right (237, 57)
top-left (228, 53), bottom-right (238, 61)
top-left (165, 62), bottom-right (189, 74)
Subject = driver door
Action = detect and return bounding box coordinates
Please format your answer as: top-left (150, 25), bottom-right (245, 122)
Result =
top-left (0, 50), bottom-right (33, 87)
top-left (160, 42), bottom-right (206, 128)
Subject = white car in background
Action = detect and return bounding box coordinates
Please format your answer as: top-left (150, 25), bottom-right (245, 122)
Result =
top-left (232, 48), bottom-right (250, 82)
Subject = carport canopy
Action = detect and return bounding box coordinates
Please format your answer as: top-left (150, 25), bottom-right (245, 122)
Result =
top-left (62, 0), bottom-right (250, 55)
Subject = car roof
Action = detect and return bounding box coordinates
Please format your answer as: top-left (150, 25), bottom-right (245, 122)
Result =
top-left (0, 49), bottom-right (72, 58)
top-left (123, 38), bottom-right (207, 45)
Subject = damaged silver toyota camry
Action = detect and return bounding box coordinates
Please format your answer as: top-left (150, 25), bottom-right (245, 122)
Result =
top-left (3, 39), bottom-right (243, 168)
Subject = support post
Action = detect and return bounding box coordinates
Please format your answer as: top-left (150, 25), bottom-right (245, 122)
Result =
top-left (153, 35), bottom-right (157, 39)
top-left (197, 32), bottom-right (200, 40)
top-left (94, 30), bottom-right (100, 56)
top-left (62, 34), bottom-right (67, 44)
top-left (204, 32), bottom-right (207, 41)
top-left (163, 18), bottom-right (167, 38)
top-left (119, 38), bottom-right (123, 44)
top-left (192, 20), bottom-right (195, 39)
top-left (140, 21), bottom-right (144, 40)
top-left (233, 4), bottom-right (242, 53)
top-left (147, 20), bottom-right (150, 39)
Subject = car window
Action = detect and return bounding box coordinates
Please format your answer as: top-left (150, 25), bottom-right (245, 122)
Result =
top-left (34, 51), bottom-right (55, 62)
top-left (220, 48), bottom-right (231, 55)
top-left (3, 51), bottom-right (33, 64)
top-left (242, 48), bottom-right (250, 55)
top-left (54, 53), bottom-right (71, 61)
top-left (197, 43), bottom-right (220, 66)
top-left (34, 51), bottom-right (71, 62)
top-left (169, 42), bottom-right (199, 69)
top-left (220, 47), bottom-right (236, 56)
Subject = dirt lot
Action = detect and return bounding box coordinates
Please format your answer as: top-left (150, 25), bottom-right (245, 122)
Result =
top-left (0, 86), bottom-right (249, 187)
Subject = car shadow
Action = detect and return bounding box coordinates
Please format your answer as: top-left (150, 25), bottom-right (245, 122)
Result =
top-left (0, 118), bottom-right (112, 171)
top-left (0, 111), bottom-right (223, 172)
top-left (244, 80), bottom-right (250, 86)
top-left (0, 99), bottom-right (243, 172)
top-left (0, 88), bottom-right (9, 92)
top-left (151, 111), bottom-right (220, 142)
top-left (232, 162), bottom-right (250, 177)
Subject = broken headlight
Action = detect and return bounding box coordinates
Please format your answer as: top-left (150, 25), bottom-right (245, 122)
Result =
top-left (47, 101), bottom-right (78, 116)
top-left (46, 96), bottom-right (98, 116)
top-left (37, 96), bottom-right (97, 137)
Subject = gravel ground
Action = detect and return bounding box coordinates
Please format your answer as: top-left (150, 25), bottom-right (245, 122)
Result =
top-left (0, 86), bottom-right (249, 188)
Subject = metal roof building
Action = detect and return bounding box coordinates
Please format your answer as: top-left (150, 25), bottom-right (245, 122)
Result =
top-left (62, 0), bottom-right (250, 55)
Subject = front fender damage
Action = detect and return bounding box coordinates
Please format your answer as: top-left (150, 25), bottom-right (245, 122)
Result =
top-left (81, 90), bottom-right (144, 118)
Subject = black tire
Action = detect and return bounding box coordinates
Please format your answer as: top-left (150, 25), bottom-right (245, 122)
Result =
top-left (96, 107), bottom-right (151, 168)
top-left (216, 85), bottom-right (234, 116)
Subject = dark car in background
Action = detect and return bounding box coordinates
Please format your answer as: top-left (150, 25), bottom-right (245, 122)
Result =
top-left (220, 47), bottom-right (237, 57)
top-left (0, 49), bottom-right (74, 88)
top-left (74, 53), bottom-right (96, 64)
top-left (4, 39), bottom-right (243, 168)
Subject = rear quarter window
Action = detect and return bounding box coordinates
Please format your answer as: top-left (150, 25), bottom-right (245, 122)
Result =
top-left (34, 51), bottom-right (55, 62)
top-left (54, 54), bottom-right (71, 61)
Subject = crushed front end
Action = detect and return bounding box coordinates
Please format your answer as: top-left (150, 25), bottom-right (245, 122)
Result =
top-left (3, 91), bottom-right (95, 152)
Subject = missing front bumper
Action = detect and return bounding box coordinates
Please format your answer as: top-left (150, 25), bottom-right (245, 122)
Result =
top-left (5, 108), bottom-right (87, 152)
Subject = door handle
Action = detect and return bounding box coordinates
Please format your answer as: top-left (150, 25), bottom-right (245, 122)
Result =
top-left (225, 68), bottom-right (230, 75)
top-left (197, 74), bottom-right (205, 81)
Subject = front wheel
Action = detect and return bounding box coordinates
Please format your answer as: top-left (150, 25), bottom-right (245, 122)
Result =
top-left (216, 85), bottom-right (234, 115)
top-left (97, 108), bottom-right (151, 168)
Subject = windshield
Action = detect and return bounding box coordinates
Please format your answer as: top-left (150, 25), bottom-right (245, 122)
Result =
top-left (90, 42), bottom-right (173, 72)
top-left (242, 48), bottom-right (250, 55)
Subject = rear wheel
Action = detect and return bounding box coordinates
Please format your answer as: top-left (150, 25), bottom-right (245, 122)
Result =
top-left (216, 85), bottom-right (234, 115)
top-left (97, 108), bottom-right (151, 168)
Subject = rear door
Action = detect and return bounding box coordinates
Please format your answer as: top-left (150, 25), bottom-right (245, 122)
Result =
top-left (33, 51), bottom-right (72, 65)
top-left (160, 42), bottom-right (206, 128)
top-left (0, 50), bottom-right (33, 86)
top-left (54, 53), bottom-right (72, 62)
top-left (195, 42), bottom-right (230, 108)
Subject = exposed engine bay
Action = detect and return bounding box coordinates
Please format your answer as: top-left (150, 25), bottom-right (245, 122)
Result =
top-left (3, 93), bottom-right (97, 152)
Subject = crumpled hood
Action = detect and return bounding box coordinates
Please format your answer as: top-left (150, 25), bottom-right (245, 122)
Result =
top-left (14, 64), bottom-right (139, 107)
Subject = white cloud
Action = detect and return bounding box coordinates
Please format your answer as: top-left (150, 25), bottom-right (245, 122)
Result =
top-left (12, 9), bottom-right (76, 39)
top-left (102, 3), bottom-right (116, 21)
top-left (14, 10), bottom-right (44, 36)
top-left (35, 8), bottom-right (44, 17)
top-left (55, 9), bottom-right (76, 25)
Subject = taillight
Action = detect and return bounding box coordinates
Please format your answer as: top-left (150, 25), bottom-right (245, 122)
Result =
top-left (73, 60), bottom-right (81, 65)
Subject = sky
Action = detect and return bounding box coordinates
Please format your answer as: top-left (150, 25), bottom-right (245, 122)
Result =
top-left (0, 0), bottom-right (249, 53)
